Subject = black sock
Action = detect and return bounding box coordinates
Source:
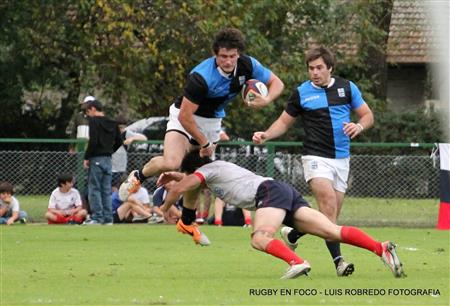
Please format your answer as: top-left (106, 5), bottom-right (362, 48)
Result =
top-left (136, 170), bottom-right (148, 183)
top-left (287, 229), bottom-right (306, 243)
top-left (181, 207), bottom-right (196, 225)
top-left (325, 241), bottom-right (342, 268)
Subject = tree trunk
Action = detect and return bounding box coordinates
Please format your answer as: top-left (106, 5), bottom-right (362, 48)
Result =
top-left (365, 0), bottom-right (393, 101)
top-left (56, 72), bottom-right (81, 137)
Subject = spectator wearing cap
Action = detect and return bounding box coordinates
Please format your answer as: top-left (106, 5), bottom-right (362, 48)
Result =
top-left (83, 100), bottom-right (122, 225)
top-left (66, 95), bottom-right (97, 152)
top-left (66, 95), bottom-right (97, 216)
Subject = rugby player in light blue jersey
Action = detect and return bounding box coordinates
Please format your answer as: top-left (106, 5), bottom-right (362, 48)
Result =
top-left (119, 27), bottom-right (284, 202)
top-left (253, 46), bottom-right (374, 277)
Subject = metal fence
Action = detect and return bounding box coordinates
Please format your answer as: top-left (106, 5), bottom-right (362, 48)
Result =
top-left (0, 139), bottom-right (438, 199)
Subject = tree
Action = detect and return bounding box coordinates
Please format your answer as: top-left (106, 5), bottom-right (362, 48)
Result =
top-left (1, 0), bottom-right (441, 144)
top-left (0, 1), bottom-right (95, 137)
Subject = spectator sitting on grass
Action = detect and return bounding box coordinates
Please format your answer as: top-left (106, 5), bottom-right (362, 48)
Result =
top-left (112, 186), bottom-right (152, 224)
top-left (152, 185), bottom-right (182, 224)
top-left (0, 181), bottom-right (28, 225)
top-left (210, 197), bottom-right (252, 227)
top-left (46, 174), bottom-right (88, 224)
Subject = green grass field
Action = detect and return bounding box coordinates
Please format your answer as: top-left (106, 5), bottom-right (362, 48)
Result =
top-left (17, 195), bottom-right (440, 227)
top-left (1, 225), bottom-right (449, 306)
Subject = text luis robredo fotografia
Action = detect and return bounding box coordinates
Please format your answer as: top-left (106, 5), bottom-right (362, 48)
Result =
top-left (248, 288), bottom-right (441, 297)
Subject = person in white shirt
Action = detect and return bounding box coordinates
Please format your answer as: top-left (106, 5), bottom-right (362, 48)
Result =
top-left (0, 181), bottom-right (28, 225)
top-left (112, 116), bottom-right (147, 189)
top-left (158, 150), bottom-right (405, 280)
top-left (112, 186), bottom-right (152, 223)
top-left (46, 174), bottom-right (87, 224)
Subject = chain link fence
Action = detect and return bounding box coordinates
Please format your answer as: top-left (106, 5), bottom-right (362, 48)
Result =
top-left (214, 145), bottom-right (439, 199)
top-left (0, 140), bottom-right (439, 199)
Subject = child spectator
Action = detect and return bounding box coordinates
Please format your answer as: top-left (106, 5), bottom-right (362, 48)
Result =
top-left (46, 174), bottom-right (87, 224)
top-left (0, 181), bottom-right (28, 225)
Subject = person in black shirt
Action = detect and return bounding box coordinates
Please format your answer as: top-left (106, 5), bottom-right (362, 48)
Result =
top-left (83, 100), bottom-right (122, 225)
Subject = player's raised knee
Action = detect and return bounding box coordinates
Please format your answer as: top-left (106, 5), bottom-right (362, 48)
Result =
top-left (251, 226), bottom-right (276, 250)
top-left (322, 225), bottom-right (342, 241)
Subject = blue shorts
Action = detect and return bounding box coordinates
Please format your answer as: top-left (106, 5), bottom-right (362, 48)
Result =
top-left (255, 180), bottom-right (310, 228)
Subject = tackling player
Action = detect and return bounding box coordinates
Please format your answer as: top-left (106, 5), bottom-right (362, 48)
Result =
top-left (159, 150), bottom-right (404, 280)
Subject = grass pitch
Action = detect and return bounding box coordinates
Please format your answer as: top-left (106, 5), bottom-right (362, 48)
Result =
top-left (1, 225), bottom-right (448, 306)
top-left (18, 195), bottom-right (440, 227)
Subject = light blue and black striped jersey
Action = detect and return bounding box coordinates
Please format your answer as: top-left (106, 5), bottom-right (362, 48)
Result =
top-left (285, 77), bottom-right (365, 158)
top-left (174, 55), bottom-right (272, 118)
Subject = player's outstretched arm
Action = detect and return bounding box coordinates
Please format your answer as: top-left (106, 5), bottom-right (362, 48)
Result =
top-left (160, 174), bottom-right (202, 216)
top-left (252, 111), bottom-right (296, 144)
top-left (157, 172), bottom-right (185, 187)
top-left (252, 131), bottom-right (268, 144)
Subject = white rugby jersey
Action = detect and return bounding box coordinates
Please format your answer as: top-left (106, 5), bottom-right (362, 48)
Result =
top-left (48, 188), bottom-right (82, 211)
top-left (195, 160), bottom-right (272, 210)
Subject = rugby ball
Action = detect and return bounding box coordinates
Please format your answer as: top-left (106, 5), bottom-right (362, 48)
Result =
top-left (242, 79), bottom-right (268, 103)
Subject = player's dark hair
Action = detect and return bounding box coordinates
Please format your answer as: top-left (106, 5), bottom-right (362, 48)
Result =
top-left (0, 181), bottom-right (14, 195)
top-left (212, 28), bottom-right (246, 54)
top-left (57, 173), bottom-right (74, 187)
top-left (181, 149), bottom-right (213, 174)
top-left (305, 46), bottom-right (335, 70)
top-left (86, 100), bottom-right (103, 112)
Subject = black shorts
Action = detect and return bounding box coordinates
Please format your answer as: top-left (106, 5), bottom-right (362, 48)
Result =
top-left (255, 180), bottom-right (310, 228)
top-left (113, 213), bottom-right (123, 224)
top-left (222, 205), bottom-right (245, 226)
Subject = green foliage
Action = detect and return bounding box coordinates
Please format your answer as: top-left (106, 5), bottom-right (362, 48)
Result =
top-left (363, 109), bottom-right (443, 143)
top-left (0, 0), bottom-right (440, 143)
top-left (0, 1), bottom-right (91, 137)
top-left (349, 109), bottom-right (442, 155)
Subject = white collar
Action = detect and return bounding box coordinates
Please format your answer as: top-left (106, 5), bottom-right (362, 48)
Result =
top-left (217, 65), bottom-right (237, 79)
top-left (311, 77), bottom-right (335, 89)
